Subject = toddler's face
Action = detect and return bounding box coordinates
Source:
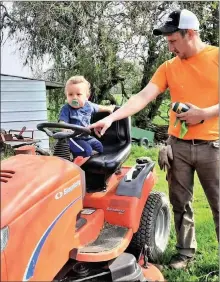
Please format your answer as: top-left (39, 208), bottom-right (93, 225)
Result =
top-left (65, 82), bottom-right (89, 108)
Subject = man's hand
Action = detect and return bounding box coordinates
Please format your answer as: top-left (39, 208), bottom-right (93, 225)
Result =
top-left (158, 145), bottom-right (173, 171)
top-left (89, 116), bottom-right (114, 137)
top-left (176, 103), bottom-right (205, 125)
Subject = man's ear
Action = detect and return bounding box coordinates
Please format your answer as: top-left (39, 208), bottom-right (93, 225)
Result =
top-left (187, 29), bottom-right (196, 39)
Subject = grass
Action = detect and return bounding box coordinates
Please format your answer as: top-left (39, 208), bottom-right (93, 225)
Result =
top-left (125, 146), bottom-right (219, 282)
top-left (0, 147), bottom-right (15, 161)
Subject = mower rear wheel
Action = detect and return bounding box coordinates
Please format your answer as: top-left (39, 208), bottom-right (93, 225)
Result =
top-left (129, 191), bottom-right (170, 262)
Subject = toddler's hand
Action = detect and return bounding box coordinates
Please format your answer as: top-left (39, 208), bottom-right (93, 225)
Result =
top-left (108, 105), bottom-right (116, 114)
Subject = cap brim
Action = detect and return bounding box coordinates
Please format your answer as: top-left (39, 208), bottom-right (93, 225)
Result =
top-left (153, 25), bottom-right (179, 36)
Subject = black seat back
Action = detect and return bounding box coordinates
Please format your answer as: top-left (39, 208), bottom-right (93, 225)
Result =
top-left (91, 106), bottom-right (131, 153)
top-left (81, 107), bottom-right (131, 192)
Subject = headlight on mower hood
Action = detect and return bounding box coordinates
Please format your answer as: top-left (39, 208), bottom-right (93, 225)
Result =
top-left (1, 226), bottom-right (9, 252)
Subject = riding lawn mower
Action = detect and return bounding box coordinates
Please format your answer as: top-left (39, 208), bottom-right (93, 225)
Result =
top-left (1, 110), bottom-right (171, 281)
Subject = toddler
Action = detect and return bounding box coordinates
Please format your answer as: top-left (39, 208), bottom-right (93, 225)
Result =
top-left (59, 76), bottom-right (115, 158)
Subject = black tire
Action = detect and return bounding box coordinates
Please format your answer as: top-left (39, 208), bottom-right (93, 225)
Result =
top-left (128, 191), bottom-right (170, 262)
top-left (139, 137), bottom-right (149, 148)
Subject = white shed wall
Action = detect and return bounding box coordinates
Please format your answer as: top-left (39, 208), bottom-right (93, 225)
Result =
top-left (1, 75), bottom-right (49, 150)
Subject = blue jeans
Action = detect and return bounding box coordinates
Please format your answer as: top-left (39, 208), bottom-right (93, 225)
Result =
top-left (69, 137), bottom-right (103, 157)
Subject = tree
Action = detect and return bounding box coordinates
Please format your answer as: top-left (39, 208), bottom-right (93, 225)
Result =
top-left (179, 1), bottom-right (219, 46)
top-left (5, 1), bottom-right (219, 125)
top-left (5, 1), bottom-right (171, 120)
top-left (0, 3), bottom-right (17, 44)
top-left (6, 2), bottom-right (132, 100)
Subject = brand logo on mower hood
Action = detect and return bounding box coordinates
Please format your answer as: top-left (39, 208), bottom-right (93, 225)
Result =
top-left (55, 180), bottom-right (81, 200)
top-left (107, 207), bottom-right (125, 214)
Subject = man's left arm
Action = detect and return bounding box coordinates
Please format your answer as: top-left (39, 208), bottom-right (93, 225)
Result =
top-left (177, 103), bottom-right (219, 124)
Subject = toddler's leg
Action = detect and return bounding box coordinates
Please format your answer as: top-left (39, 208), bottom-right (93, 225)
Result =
top-left (69, 138), bottom-right (92, 157)
top-left (87, 138), bottom-right (104, 154)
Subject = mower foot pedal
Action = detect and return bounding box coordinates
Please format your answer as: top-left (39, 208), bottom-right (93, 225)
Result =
top-left (79, 222), bottom-right (128, 253)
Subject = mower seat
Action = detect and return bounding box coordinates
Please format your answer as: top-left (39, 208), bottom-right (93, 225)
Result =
top-left (81, 107), bottom-right (131, 191)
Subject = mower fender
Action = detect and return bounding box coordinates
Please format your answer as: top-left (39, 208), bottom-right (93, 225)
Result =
top-left (91, 164), bottom-right (156, 233)
top-left (116, 161), bottom-right (155, 198)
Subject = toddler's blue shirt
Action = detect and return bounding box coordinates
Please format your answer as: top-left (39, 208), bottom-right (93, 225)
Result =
top-left (59, 101), bottom-right (99, 127)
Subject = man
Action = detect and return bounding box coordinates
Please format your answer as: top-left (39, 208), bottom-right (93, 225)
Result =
top-left (90, 9), bottom-right (219, 269)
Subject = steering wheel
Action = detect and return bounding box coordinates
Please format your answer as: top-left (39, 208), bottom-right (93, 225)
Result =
top-left (37, 122), bottom-right (91, 140)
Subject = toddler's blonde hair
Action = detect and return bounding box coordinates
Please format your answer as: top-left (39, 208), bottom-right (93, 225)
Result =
top-left (65, 76), bottom-right (90, 97)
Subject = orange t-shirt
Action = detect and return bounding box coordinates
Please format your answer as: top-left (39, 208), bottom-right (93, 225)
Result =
top-left (150, 45), bottom-right (219, 140)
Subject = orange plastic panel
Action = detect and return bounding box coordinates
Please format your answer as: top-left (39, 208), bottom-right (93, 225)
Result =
top-left (84, 167), bottom-right (156, 233)
top-left (73, 209), bottom-right (104, 248)
top-left (1, 155), bottom-right (84, 227)
top-left (5, 190), bottom-right (82, 281)
top-left (1, 252), bottom-right (8, 281)
top-left (15, 145), bottom-right (36, 155)
top-left (1, 154), bottom-right (85, 281)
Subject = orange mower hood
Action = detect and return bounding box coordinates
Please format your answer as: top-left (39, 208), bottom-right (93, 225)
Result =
top-left (1, 155), bottom-right (82, 227)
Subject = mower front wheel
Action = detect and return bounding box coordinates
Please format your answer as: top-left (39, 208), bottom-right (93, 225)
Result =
top-left (129, 191), bottom-right (170, 263)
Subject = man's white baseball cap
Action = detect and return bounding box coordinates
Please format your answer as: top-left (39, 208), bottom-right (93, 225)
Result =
top-left (153, 9), bottom-right (200, 36)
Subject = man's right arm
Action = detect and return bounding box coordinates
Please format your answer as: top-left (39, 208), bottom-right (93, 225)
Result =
top-left (108, 82), bottom-right (161, 122)
top-left (90, 82), bottom-right (161, 136)
top-left (90, 61), bottom-right (168, 136)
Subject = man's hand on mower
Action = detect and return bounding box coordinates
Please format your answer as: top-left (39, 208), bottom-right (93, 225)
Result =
top-left (176, 103), bottom-right (205, 125)
top-left (158, 145), bottom-right (173, 171)
top-left (89, 116), bottom-right (113, 137)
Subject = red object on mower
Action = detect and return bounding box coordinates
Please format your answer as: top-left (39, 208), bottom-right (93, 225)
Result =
top-left (1, 114), bottom-right (170, 282)
top-left (14, 126), bottom-right (27, 139)
top-left (14, 145), bottom-right (36, 155)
